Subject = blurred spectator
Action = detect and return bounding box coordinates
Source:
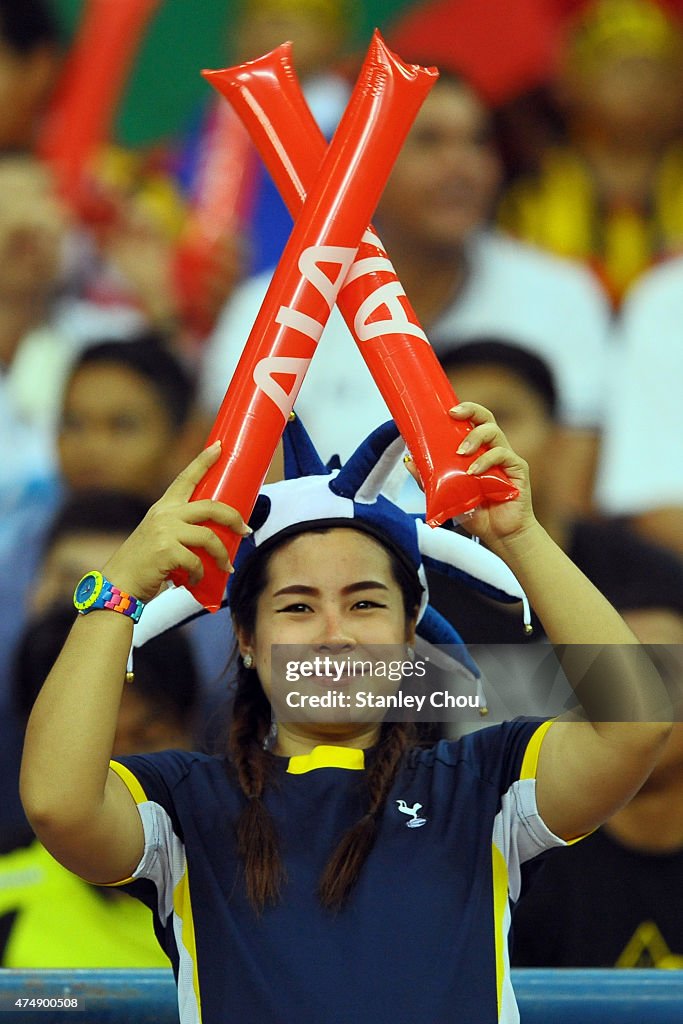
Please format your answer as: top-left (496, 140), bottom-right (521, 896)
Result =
top-left (0, 605), bottom-right (198, 967)
top-left (0, 1), bottom-right (185, 350)
top-left (427, 339), bottom-right (683, 723)
top-left (595, 256), bottom-right (683, 557)
top-left (499, 0), bottom-right (683, 305)
top-left (75, 150), bottom-right (188, 338)
top-left (0, 153), bottom-right (74, 501)
top-left (179, 0), bottom-right (356, 280)
top-left (55, 333), bottom-right (200, 501)
top-left (201, 72), bottom-right (610, 515)
top-left (512, 611), bottom-right (683, 967)
top-left (0, 151), bottom-right (191, 515)
top-left (0, 0), bottom-right (62, 152)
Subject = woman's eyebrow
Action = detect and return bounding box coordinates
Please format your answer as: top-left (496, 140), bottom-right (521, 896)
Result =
top-left (272, 581), bottom-right (389, 598)
top-left (343, 581), bottom-right (390, 595)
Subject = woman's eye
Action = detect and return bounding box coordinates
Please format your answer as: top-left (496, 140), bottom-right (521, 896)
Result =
top-left (353, 600), bottom-right (385, 610)
top-left (277, 603), bottom-right (312, 613)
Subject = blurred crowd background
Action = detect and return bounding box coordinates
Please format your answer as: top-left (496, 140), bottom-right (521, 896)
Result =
top-left (0, 0), bottom-right (682, 981)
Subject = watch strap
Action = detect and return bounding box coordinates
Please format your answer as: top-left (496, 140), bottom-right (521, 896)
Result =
top-left (100, 581), bottom-right (145, 623)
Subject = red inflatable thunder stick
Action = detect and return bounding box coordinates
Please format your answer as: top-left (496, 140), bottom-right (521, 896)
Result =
top-left (205, 43), bottom-right (517, 528)
top-left (173, 32), bottom-right (438, 608)
top-left (38, 0), bottom-right (161, 213)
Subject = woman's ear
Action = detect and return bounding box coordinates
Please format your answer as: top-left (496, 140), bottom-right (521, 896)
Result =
top-left (405, 613), bottom-right (418, 646)
top-left (233, 619), bottom-right (253, 659)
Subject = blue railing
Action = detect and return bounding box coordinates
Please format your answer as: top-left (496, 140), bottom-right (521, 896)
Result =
top-left (1, 969), bottom-right (682, 1022)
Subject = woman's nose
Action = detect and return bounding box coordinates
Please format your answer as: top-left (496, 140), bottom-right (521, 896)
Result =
top-left (314, 609), bottom-right (355, 652)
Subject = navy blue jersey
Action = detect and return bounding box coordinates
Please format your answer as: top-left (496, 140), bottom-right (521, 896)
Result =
top-left (110, 720), bottom-right (563, 1024)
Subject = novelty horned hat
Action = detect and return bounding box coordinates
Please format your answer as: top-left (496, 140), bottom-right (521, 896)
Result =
top-left (131, 416), bottom-right (531, 678)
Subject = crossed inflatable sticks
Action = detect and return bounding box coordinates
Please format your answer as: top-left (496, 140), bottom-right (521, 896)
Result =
top-left (181, 32), bottom-right (516, 608)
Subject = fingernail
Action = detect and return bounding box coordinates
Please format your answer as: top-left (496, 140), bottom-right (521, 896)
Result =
top-left (241, 525), bottom-right (253, 535)
top-left (450, 404), bottom-right (465, 413)
top-left (227, 564), bottom-right (235, 574)
top-left (467, 461), bottom-right (480, 475)
top-left (207, 440), bottom-right (221, 451)
top-left (457, 440), bottom-right (471, 455)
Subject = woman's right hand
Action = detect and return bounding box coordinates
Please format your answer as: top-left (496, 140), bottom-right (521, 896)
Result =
top-left (101, 441), bottom-right (251, 602)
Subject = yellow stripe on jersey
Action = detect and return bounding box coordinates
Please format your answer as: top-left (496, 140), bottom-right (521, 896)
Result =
top-left (109, 759), bottom-right (149, 804)
top-left (491, 843), bottom-right (509, 1019)
top-left (287, 745), bottom-right (365, 774)
top-left (174, 865), bottom-right (203, 1022)
top-left (519, 720), bottom-right (555, 781)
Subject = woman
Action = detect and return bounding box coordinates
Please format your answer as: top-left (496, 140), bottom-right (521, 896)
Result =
top-left (20, 403), bottom-right (669, 1024)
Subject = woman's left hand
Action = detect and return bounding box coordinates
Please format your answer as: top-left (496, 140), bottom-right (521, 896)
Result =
top-left (447, 402), bottom-right (537, 549)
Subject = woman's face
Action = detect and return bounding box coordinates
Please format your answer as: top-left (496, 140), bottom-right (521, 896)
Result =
top-left (237, 529), bottom-right (417, 738)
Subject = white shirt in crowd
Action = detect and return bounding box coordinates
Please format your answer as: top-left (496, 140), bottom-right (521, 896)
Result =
top-left (596, 257), bottom-right (683, 515)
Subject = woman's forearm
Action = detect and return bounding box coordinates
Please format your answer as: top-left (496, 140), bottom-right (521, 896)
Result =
top-left (20, 612), bottom-right (132, 833)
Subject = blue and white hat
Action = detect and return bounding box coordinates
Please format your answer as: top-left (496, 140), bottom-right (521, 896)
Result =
top-left (131, 416), bottom-right (531, 682)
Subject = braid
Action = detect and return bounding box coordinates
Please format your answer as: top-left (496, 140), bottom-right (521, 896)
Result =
top-left (317, 721), bottom-right (419, 912)
top-left (228, 664), bottom-right (285, 913)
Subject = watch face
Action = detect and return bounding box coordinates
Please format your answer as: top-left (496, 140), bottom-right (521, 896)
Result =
top-left (74, 571), bottom-right (104, 611)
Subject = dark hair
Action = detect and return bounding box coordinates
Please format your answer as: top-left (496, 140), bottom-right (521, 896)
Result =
top-left (43, 490), bottom-right (148, 555)
top-left (227, 523), bottom-right (424, 913)
top-left (439, 337), bottom-right (559, 418)
top-left (67, 332), bottom-right (196, 431)
top-left (13, 605), bottom-right (199, 728)
top-left (0, 0), bottom-right (62, 54)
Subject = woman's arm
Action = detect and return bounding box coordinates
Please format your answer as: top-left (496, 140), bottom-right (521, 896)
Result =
top-left (20, 441), bottom-right (250, 884)
top-left (450, 403), bottom-right (672, 841)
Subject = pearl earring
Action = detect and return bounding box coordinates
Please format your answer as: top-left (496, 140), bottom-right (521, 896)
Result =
top-left (243, 652), bottom-right (254, 669)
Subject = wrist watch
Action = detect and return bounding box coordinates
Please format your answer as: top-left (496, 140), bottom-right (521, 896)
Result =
top-left (73, 570), bottom-right (145, 623)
